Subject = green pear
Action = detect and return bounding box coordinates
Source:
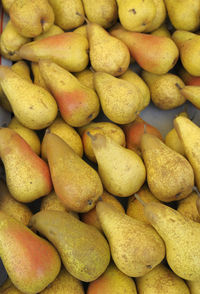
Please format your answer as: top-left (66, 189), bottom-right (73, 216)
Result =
top-left (96, 201), bottom-right (165, 277)
top-left (30, 210), bottom-right (110, 282)
top-left (141, 133), bottom-right (194, 202)
top-left (180, 85), bottom-right (200, 109)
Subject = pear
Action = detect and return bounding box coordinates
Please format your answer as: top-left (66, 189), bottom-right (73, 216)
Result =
top-left (82, 0), bottom-right (118, 28)
top-left (31, 62), bottom-right (48, 90)
top-left (74, 68), bottom-right (95, 89)
top-left (0, 65), bottom-right (58, 130)
top-left (180, 86), bottom-right (200, 109)
top-left (116, 0), bottom-right (156, 32)
top-left (9, 0), bottom-right (55, 38)
top-left (34, 24), bottom-right (64, 41)
top-left (141, 133), bottom-right (194, 202)
top-left (0, 20), bottom-right (31, 61)
top-left (143, 201), bottom-right (200, 281)
top-left (87, 262), bottom-right (137, 294)
top-left (110, 24), bottom-right (179, 74)
top-left (179, 66), bottom-right (200, 86)
top-left (177, 191), bottom-right (200, 223)
top-left (136, 263), bottom-right (190, 294)
top-left (30, 210), bottom-right (110, 282)
top-left (89, 133), bottom-right (146, 197)
top-left (151, 23), bottom-right (171, 38)
top-left (73, 25), bottom-right (88, 38)
top-left (39, 60), bottom-right (100, 127)
top-left (0, 128), bottom-right (52, 203)
top-left (187, 280), bottom-right (200, 294)
top-left (174, 116), bottom-right (200, 191)
top-left (96, 201), bottom-right (165, 277)
top-left (1, 284), bottom-right (23, 293)
top-left (45, 132), bottom-right (103, 212)
top-left (2, 0), bottom-right (15, 13)
top-left (94, 72), bottom-right (142, 124)
top-left (87, 21), bottom-right (130, 76)
top-left (18, 32), bottom-right (89, 72)
top-left (144, 0), bottom-right (166, 32)
top-left (165, 0), bottom-right (200, 32)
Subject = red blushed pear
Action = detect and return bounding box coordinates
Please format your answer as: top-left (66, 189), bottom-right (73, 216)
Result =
top-left (179, 66), bottom-right (200, 86)
top-left (110, 24), bottom-right (179, 75)
top-left (0, 211), bottom-right (61, 294)
top-left (39, 60), bottom-right (100, 127)
top-left (0, 128), bottom-right (52, 203)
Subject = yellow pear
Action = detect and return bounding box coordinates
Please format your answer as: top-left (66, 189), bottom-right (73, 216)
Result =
top-left (73, 25), bottom-right (88, 38)
top-left (151, 23), bottom-right (171, 37)
top-left (2, 0), bottom-right (15, 13)
top-left (1, 281), bottom-right (24, 293)
top-left (31, 62), bottom-right (48, 90)
top-left (89, 133), bottom-right (146, 197)
top-left (144, 0), bottom-right (167, 32)
top-left (180, 85), bottom-right (200, 109)
top-left (177, 191), bottom-right (200, 223)
top-left (74, 68), bottom-right (95, 89)
top-left (141, 133), bottom-right (194, 202)
top-left (34, 24), bottom-right (64, 41)
top-left (187, 280), bottom-right (200, 294)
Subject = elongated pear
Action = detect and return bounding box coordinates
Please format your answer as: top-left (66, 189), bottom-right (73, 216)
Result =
top-left (110, 24), bottom-right (179, 74)
top-left (18, 33), bottom-right (89, 72)
top-left (143, 201), bottom-right (200, 281)
top-left (30, 210), bottom-right (110, 282)
top-left (94, 72), bottom-right (142, 124)
top-left (96, 202), bottom-right (165, 277)
top-left (39, 60), bottom-right (100, 127)
top-left (180, 86), bottom-right (200, 109)
top-left (0, 66), bottom-right (58, 130)
top-left (0, 211), bottom-right (61, 294)
top-left (89, 133), bottom-right (146, 197)
top-left (174, 116), bottom-right (200, 191)
top-left (141, 134), bottom-right (194, 202)
top-left (45, 132), bottom-right (103, 212)
top-left (87, 21), bottom-right (130, 76)
top-left (0, 128), bottom-right (52, 203)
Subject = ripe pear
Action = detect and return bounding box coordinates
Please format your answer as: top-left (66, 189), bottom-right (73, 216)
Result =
top-left (0, 65), bottom-right (58, 130)
top-left (87, 262), bottom-right (137, 294)
top-left (179, 66), bottom-right (200, 86)
top-left (31, 62), bottom-right (48, 90)
top-left (165, 0), bottom-right (200, 32)
top-left (180, 86), bottom-right (200, 109)
top-left (116, 0), bottom-right (156, 32)
top-left (89, 133), bottom-right (146, 197)
top-left (174, 116), bottom-right (200, 191)
top-left (39, 60), bottom-right (100, 127)
top-left (87, 21), bottom-right (130, 76)
top-left (144, 0), bottom-right (166, 32)
top-left (18, 32), bottom-right (89, 72)
top-left (1, 283), bottom-right (23, 293)
top-left (45, 132), bottom-right (103, 212)
top-left (143, 201), bottom-right (200, 281)
top-left (94, 72), bottom-right (142, 124)
top-left (74, 68), bottom-right (95, 89)
top-left (177, 191), bottom-right (200, 223)
top-left (187, 280), bottom-right (200, 294)
top-left (73, 25), bottom-right (88, 38)
top-left (2, 0), bottom-right (15, 13)
top-left (141, 133), bottom-right (194, 202)
top-left (0, 128), bottom-right (52, 203)
top-left (96, 201), bottom-right (165, 277)
top-left (30, 210), bottom-right (110, 282)
top-left (82, 0), bottom-right (118, 28)
top-left (151, 23), bottom-right (171, 38)
top-left (9, 0), bottom-right (55, 38)
top-left (34, 24), bottom-right (64, 41)
top-left (136, 263), bottom-right (190, 294)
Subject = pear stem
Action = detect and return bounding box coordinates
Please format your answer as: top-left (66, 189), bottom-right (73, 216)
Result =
top-left (193, 186), bottom-right (200, 198)
top-left (76, 12), bottom-right (89, 24)
top-left (134, 193), bottom-right (146, 207)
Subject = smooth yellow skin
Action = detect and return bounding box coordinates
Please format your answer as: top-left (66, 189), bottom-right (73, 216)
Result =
top-left (96, 202), bottom-right (165, 277)
top-left (9, 0), bottom-right (55, 38)
top-left (180, 86), bottom-right (200, 109)
top-left (30, 210), bottom-right (110, 282)
top-left (116, 0), bottom-right (156, 32)
top-left (0, 66), bottom-right (58, 130)
top-left (151, 23), bottom-right (171, 37)
top-left (141, 133), bottom-right (194, 202)
top-left (8, 117), bottom-right (41, 155)
top-left (48, 0), bottom-right (85, 31)
top-left (127, 185), bottom-right (160, 224)
top-left (177, 192), bottom-right (200, 223)
top-left (90, 133), bottom-right (146, 197)
top-left (0, 21), bottom-right (31, 61)
top-left (42, 117), bottom-right (83, 159)
top-left (94, 72), bottom-right (142, 124)
top-left (2, 0), bottom-right (15, 13)
top-left (142, 71), bottom-right (186, 110)
top-left (144, 202), bottom-right (200, 281)
top-left (82, 0), bottom-right (118, 28)
top-left (34, 24), bottom-right (64, 41)
top-left (187, 280), bottom-right (200, 294)
top-left (120, 69), bottom-right (150, 110)
top-left (165, 128), bottom-right (185, 155)
top-left (74, 69), bottom-right (94, 89)
top-left (87, 262), bottom-right (137, 294)
top-left (165, 0), bottom-right (200, 31)
top-left (87, 22), bottom-right (130, 76)
top-left (0, 180), bottom-right (32, 226)
top-left (144, 0), bottom-right (166, 32)
top-left (31, 62), bottom-right (48, 90)
top-left (79, 121), bottom-right (126, 162)
top-left (73, 25), bottom-right (88, 38)
top-left (174, 116), bottom-right (200, 192)
top-left (136, 263), bottom-right (190, 294)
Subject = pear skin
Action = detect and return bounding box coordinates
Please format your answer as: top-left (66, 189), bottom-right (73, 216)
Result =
top-left (30, 210), bottom-right (110, 282)
top-left (144, 0), bottom-right (166, 33)
top-left (89, 133), bottom-right (146, 197)
top-left (151, 23), bottom-right (171, 38)
top-left (179, 67), bottom-right (200, 86)
top-left (180, 85), bottom-right (200, 109)
top-left (0, 211), bottom-right (61, 294)
top-left (110, 24), bottom-right (179, 75)
top-left (73, 25), bottom-right (88, 38)
top-left (18, 32), bottom-right (89, 72)
top-left (39, 60), bottom-right (100, 127)
top-left (144, 201), bottom-right (200, 281)
top-left (187, 280), bottom-right (200, 294)
top-left (96, 201), bottom-right (165, 277)
top-left (87, 262), bottom-right (137, 294)
top-left (177, 192), bottom-right (200, 223)
top-left (34, 24), bottom-right (64, 41)
top-left (2, 0), bottom-right (15, 13)
top-left (74, 69), bottom-right (95, 89)
top-left (31, 62), bottom-right (48, 90)
top-left (0, 128), bottom-right (52, 203)
top-left (45, 132), bottom-right (103, 212)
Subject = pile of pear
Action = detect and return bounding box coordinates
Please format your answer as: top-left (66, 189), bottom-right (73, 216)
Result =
top-left (1, 0), bottom-right (200, 293)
